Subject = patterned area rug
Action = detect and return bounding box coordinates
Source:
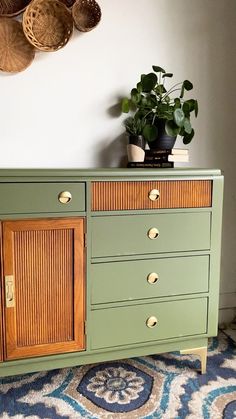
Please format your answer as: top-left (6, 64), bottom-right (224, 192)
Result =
top-left (0, 332), bottom-right (236, 418)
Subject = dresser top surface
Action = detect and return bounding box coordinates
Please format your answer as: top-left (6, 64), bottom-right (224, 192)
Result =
top-left (0, 168), bottom-right (222, 182)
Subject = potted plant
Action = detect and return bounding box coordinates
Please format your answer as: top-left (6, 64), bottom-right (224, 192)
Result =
top-left (123, 115), bottom-right (146, 162)
top-left (121, 65), bottom-right (198, 150)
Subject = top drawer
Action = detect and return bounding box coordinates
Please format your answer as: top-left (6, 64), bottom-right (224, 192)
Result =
top-left (92, 180), bottom-right (212, 211)
top-left (0, 183), bottom-right (85, 214)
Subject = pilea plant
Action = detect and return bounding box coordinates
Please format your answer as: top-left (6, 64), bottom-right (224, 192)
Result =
top-left (122, 65), bottom-right (198, 145)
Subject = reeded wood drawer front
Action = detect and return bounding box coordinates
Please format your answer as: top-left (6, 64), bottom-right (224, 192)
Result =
top-left (90, 298), bottom-right (207, 349)
top-left (91, 255), bottom-right (209, 304)
top-left (0, 183), bottom-right (85, 214)
top-left (92, 181), bottom-right (212, 211)
top-left (91, 212), bottom-right (211, 258)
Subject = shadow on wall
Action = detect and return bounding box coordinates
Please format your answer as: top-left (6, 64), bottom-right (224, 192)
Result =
top-left (96, 133), bottom-right (128, 168)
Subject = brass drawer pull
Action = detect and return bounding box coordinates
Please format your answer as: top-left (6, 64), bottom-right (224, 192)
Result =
top-left (148, 227), bottom-right (159, 239)
top-left (147, 272), bottom-right (159, 284)
top-left (58, 191), bottom-right (72, 204)
top-left (146, 316), bottom-right (158, 328)
top-left (148, 189), bottom-right (160, 201)
top-left (5, 275), bottom-right (15, 308)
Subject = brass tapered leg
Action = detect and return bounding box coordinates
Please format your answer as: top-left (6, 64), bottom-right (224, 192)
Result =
top-left (180, 346), bottom-right (207, 374)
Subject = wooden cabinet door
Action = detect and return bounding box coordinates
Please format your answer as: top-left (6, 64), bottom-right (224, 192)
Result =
top-left (2, 218), bottom-right (85, 360)
top-left (0, 223), bottom-right (3, 362)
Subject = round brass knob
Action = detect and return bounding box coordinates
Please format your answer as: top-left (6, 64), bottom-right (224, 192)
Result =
top-left (148, 227), bottom-right (159, 239)
top-left (58, 191), bottom-right (72, 204)
top-left (147, 272), bottom-right (159, 284)
top-left (148, 189), bottom-right (160, 201)
top-left (146, 316), bottom-right (158, 328)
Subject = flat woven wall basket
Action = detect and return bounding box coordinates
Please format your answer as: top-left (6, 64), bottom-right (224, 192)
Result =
top-left (59, 0), bottom-right (76, 7)
top-left (0, 18), bottom-right (35, 72)
top-left (23, 0), bottom-right (73, 51)
top-left (72, 0), bottom-right (101, 32)
top-left (0, 0), bottom-right (31, 17)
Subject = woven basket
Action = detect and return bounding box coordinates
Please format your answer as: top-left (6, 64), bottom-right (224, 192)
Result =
top-left (72, 0), bottom-right (101, 32)
top-left (58, 0), bottom-right (75, 7)
top-left (23, 0), bottom-right (73, 51)
top-left (0, 0), bottom-right (31, 17)
top-left (0, 18), bottom-right (35, 72)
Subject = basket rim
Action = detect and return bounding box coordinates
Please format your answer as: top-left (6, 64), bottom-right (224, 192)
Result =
top-left (0, 0), bottom-right (32, 17)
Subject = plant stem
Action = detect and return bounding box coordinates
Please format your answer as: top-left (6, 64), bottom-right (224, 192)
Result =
top-left (162, 87), bottom-right (182, 101)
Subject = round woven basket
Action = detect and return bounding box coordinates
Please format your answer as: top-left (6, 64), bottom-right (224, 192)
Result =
top-left (58, 0), bottom-right (75, 7)
top-left (72, 0), bottom-right (101, 32)
top-left (0, 18), bottom-right (35, 73)
top-left (0, 0), bottom-right (31, 17)
top-left (23, 0), bottom-right (73, 51)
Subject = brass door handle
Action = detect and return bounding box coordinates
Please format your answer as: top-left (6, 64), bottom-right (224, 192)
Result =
top-left (148, 189), bottom-right (160, 201)
top-left (146, 316), bottom-right (158, 328)
top-left (58, 191), bottom-right (72, 204)
top-left (148, 227), bottom-right (159, 239)
top-left (5, 275), bottom-right (15, 308)
top-left (147, 272), bottom-right (159, 284)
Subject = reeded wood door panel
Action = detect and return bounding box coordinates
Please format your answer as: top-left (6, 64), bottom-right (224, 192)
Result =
top-left (2, 218), bottom-right (85, 360)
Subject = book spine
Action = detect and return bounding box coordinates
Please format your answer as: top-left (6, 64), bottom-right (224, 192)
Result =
top-left (145, 149), bottom-right (171, 156)
top-left (144, 155), bottom-right (169, 162)
top-left (127, 162), bottom-right (174, 168)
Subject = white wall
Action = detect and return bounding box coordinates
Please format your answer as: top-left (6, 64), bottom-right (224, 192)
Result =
top-left (0, 0), bottom-right (236, 320)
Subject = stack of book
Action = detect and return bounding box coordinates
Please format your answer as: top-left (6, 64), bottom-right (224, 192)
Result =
top-left (127, 148), bottom-right (189, 168)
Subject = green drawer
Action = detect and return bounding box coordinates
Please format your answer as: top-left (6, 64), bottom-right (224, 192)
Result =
top-left (0, 183), bottom-right (85, 214)
top-left (91, 255), bottom-right (209, 304)
top-left (90, 298), bottom-right (208, 349)
top-left (91, 212), bottom-right (211, 257)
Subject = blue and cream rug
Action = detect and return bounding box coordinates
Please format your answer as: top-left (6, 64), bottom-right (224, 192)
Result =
top-left (0, 332), bottom-right (236, 418)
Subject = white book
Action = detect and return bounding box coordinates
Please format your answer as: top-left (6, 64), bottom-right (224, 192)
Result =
top-left (168, 154), bottom-right (189, 162)
top-left (171, 149), bottom-right (189, 155)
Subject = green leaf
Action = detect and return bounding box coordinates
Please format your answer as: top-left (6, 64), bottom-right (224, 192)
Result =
top-left (184, 118), bottom-right (192, 134)
top-left (183, 80), bottom-right (193, 91)
top-left (165, 120), bottom-right (181, 137)
top-left (121, 98), bottom-right (130, 113)
top-left (136, 82), bottom-right (143, 93)
top-left (174, 108), bottom-right (185, 127)
top-left (194, 100), bottom-right (199, 117)
top-left (165, 96), bottom-right (170, 103)
top-left (162, 73), bottom-right (173, 78)
top-left (131, 88), bottom-right (140, 104)
top-left (143, 124), bottom-right (158, 142)
top-left (142, 73), bottom-right (158, 92)
top-left (155, 84), bottom-right (166, 95)
top-left (152, 65), bottom-right (166, 73)
top-left (184, 99), bottom-right (194, 112)
top-left (180, 80), bottom-right (193, 98)
top-left (183, 129), bottom-right (195, 144)
top-left (183, 101), bottom-right (191, 115)
top-left (174, 98), bottom-right (181, 109)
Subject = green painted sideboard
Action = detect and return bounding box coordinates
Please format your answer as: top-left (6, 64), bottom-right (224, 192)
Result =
top-left (0, 168), bottom-right (223, 377)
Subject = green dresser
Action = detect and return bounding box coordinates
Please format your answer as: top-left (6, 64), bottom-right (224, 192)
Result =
top-left (0, 168), bottom-right (223, 377)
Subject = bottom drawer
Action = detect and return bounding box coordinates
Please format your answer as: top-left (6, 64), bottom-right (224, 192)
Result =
top-left (90, 298), bottom-right (207, 350)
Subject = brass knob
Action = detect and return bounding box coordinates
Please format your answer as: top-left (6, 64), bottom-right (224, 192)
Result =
top-left (146, 316), bottom-right (158, 328)
top-left (148, 227), bottom-right (159, 239)
top-left (58, 191), bottom-right (72, 204)
top-left (147, 272), bottom-right (159, 284)
top-left (148, 189), bottom-right (160, 201)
